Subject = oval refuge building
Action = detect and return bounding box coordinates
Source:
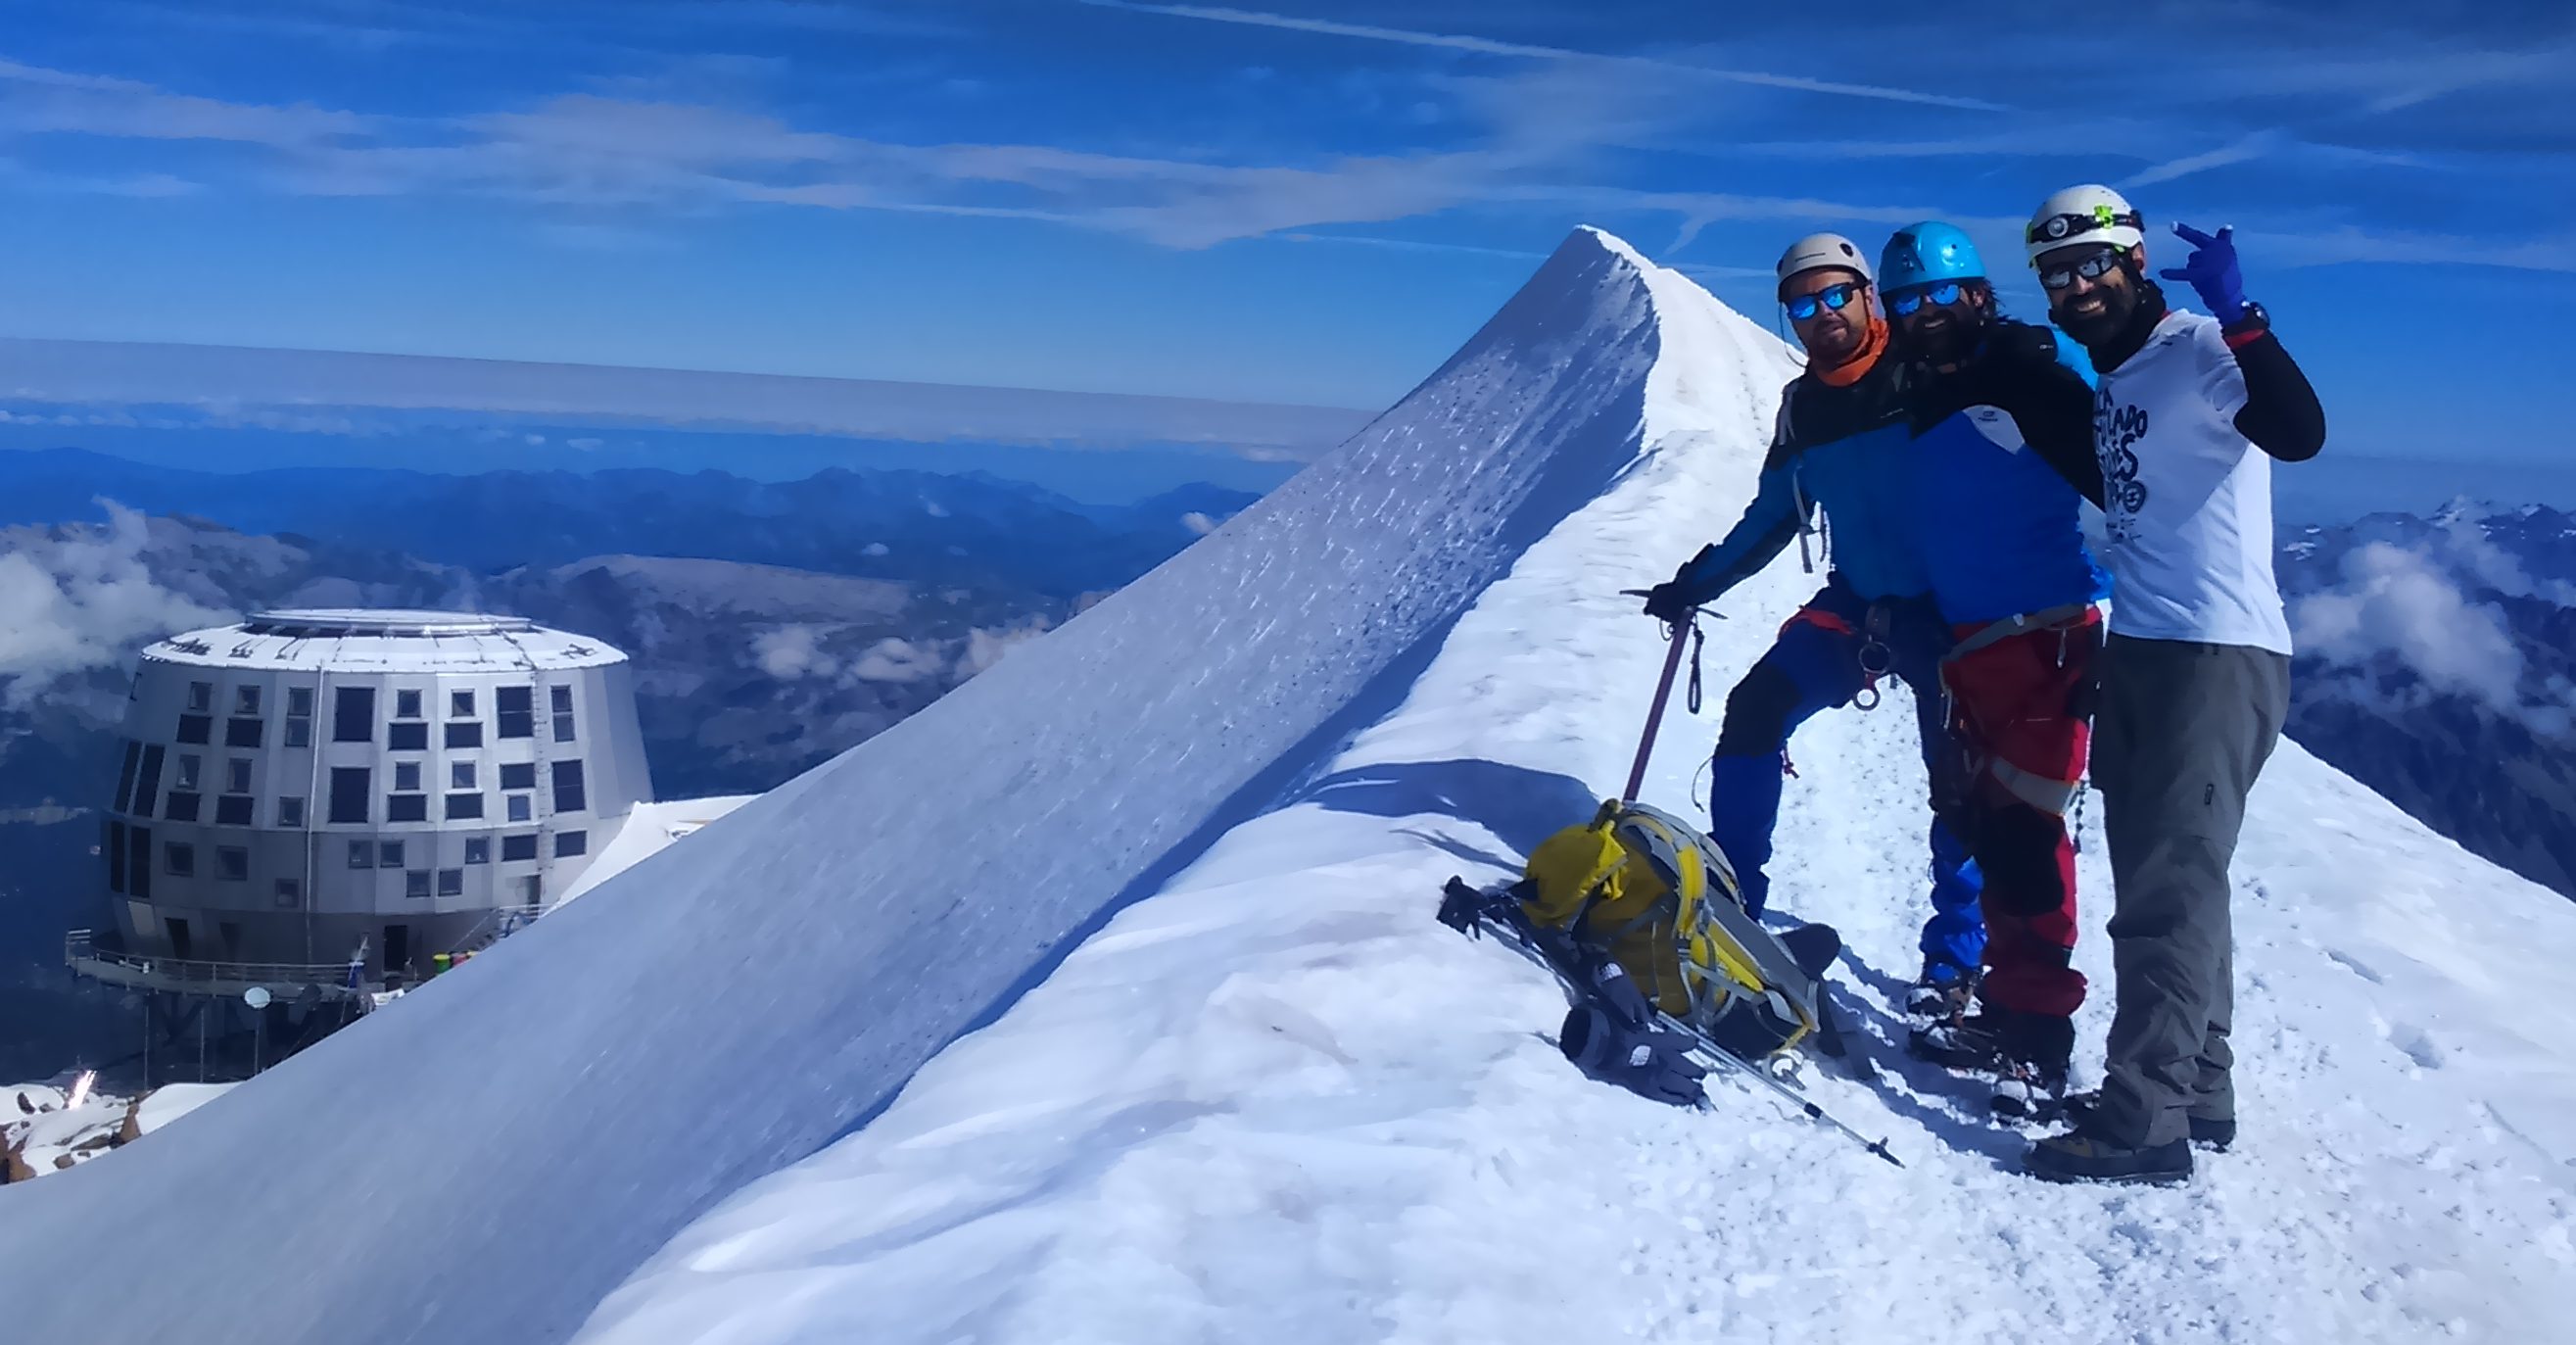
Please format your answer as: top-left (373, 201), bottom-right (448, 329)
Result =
top-left (96, 609), bottom-right (653, 980)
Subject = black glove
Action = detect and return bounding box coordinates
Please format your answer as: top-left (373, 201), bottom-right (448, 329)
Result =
top-left (1561, 1003), bottom-right (1709, 1108)
top-left (1993, 321), bottom-right (2059, 367)
top-left (1643, 546), bottom-right (1717, 622)
top-left (1436, 878), bottom-right (1492, 937)
top-left (1585, 955), bottom-right (1657, 1027)
top-left (1641, 581), bottom-right (1694, 623)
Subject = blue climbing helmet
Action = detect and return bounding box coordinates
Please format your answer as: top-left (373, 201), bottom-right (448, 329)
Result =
top-left (1880, 221), bottom-right (1985, 294)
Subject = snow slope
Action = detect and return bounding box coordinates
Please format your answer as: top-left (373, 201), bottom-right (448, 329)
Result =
top-left (573, 246), bottom-right (2576, 1341)
top-left (556, 794), bottom-right (759, 904)
top-left (0, 228), bottom-right (1701, 1343)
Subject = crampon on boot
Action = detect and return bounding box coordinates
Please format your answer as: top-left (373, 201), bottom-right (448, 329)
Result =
top-left (1907, 1012), bottom-right (2003, 1071)
top-left (1904, 962), bottom-right (1979, 1024)
top-left (1991, 1057), bottom-right (2070, 1121)
top-left (1987, 1012), bottom-right (2075, 1120)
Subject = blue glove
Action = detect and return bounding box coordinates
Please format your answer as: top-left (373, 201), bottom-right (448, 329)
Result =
top-left (2159, 222), bottom-right (2245, 325)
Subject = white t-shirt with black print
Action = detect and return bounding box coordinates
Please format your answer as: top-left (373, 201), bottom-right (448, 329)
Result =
top-left (2093, 310), bottom-right (2293, 655)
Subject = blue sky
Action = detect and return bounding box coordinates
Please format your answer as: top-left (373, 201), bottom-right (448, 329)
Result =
top-left (0, 0), bottom-right (2568, 462)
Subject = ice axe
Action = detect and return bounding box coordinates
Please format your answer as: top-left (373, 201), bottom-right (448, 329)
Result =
top-left (1616, 592), bottom-right (1715, 804)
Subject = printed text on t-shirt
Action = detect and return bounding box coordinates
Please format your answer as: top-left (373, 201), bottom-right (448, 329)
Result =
top-left (2096, 385), bottom-right (2150, 543)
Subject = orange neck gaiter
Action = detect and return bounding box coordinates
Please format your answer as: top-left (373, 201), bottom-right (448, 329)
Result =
top-left (1810, 311), bottom-right (1889, 387)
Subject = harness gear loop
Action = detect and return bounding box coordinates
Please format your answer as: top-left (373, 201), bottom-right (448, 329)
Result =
top-left (1686, 621), bottom-right (1707, 715)
top-left (1853, 601), bottom-right (1894, 712)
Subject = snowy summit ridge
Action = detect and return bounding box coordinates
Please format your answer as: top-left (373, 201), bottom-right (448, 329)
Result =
top-left (0, 227), bottom-right (1777, 1343)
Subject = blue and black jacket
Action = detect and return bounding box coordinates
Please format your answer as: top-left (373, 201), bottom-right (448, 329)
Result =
top-left (1896, 321), bottom-right (2110, 626)
top-left (1671, 354), bottom-right (1928, 606)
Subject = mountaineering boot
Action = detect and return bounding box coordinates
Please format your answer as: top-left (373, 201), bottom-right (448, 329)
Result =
top-left (1904, 961), bottom-right (1979, 1023)
top-left (1987, 1011), bottom-right (2075, 1121)
top-left (2025, 1119), bottom-right (2192, 1186)
top-left (2047, 1091), bottom-right (2236, 1151)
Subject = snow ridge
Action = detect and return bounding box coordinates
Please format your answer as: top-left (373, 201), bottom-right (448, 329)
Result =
top-left (572, 234), bottom-right (1815, 1342)
top-left (0, 228), bottom-right (1702, 1345)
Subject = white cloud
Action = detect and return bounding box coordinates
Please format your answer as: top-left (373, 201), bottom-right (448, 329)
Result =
top-left (849, 637), bottom-right (942, 683)
top-left (861, 542), bottom-right (890, 557)
top-left (2292, 541), bottom-right (2568, 734)
top-left (2246, 224), bottom-right (2576, 276)
top-left (1180, 511), bottom-right (1219, 536)
top-left (0, 502), bottom-right (236, 707)
top-left (960, 620), bottom-right (1052, 676)
top-left (750, 623), bottom-right (838, 680)
top-left (2119, 131), bottom-right (2282, 189)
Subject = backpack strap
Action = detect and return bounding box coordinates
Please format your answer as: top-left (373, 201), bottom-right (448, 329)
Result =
top-left (1559, 852), bottom-right (1632, 949)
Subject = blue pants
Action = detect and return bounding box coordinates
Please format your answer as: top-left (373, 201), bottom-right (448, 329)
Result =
top-left (1704, 579), bottom-right (1984, 978)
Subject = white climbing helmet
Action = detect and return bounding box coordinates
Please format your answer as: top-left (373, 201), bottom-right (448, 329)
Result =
top-left (2026, 184), bottom-right (2144, 264)
top-left (1776, 232), bottom-right (1872, 286)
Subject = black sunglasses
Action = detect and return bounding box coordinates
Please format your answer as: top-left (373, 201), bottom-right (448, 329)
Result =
top-left (2038, 249), bottom-right (2125, 291)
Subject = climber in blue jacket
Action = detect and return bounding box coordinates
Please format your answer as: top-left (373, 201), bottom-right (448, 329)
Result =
top-left (1878, 220), bottom-right (2111, 1117)
top-left (1643, 232), bottom-right (1982, 1007)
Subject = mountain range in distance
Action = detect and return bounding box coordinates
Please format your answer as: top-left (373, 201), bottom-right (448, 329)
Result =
top-left (0, 447), bottom-right (1260, 599)
top-left (0, 334), bottom-right (1375, 503)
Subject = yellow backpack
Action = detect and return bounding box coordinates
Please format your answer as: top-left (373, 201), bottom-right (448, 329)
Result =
top-left (1516, 799), bottom-right (1825, 1058)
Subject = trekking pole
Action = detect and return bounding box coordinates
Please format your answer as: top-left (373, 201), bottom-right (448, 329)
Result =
top-left (1617, 601), bottom-right (1698, 804)
top-left (1679, 1029), bottom-right (1904, 1168)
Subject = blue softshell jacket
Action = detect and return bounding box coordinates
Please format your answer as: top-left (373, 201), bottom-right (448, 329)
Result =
top-left (1674, 354), bottom-right (1927, 605)
top-left (1897, 322), bottom-right (2110, 625)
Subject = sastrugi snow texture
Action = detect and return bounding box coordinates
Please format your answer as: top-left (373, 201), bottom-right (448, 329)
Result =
top-left (0, 227), bottom-right (1668, 1344)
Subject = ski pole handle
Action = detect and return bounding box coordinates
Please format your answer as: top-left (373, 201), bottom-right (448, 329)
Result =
top-left (1622, 614), bottom-right (1693, 804)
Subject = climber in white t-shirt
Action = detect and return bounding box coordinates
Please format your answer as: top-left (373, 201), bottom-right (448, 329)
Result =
top-left (2008, 184), bottom-right (2326, 1187)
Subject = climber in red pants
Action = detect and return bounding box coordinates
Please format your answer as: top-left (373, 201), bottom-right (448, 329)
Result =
top-left (1877, 220), bottom-right (2109, 1118)
top-left (1934, 603), bottom-right (2102, 1113)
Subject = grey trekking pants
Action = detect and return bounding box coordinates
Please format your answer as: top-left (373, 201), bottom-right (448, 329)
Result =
top-left (2089, 635), bottom-right (2290, 1148)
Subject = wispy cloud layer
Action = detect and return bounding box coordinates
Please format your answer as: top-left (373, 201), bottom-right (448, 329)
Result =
top-left (1074, 1), bottom-right (2012, 111)
top-left (0, 58), bottom-right (371, 145)
top-left (0, 53), bottom-right (1979, 252)
top-left (0, 0), bottom-right (2564, 282)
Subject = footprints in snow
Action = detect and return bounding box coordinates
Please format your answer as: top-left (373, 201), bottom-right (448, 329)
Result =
top-left (2314, 942), bottom-right (2447, 1071)
top-left (2369, 1012), bottom-right (2450, 1072)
